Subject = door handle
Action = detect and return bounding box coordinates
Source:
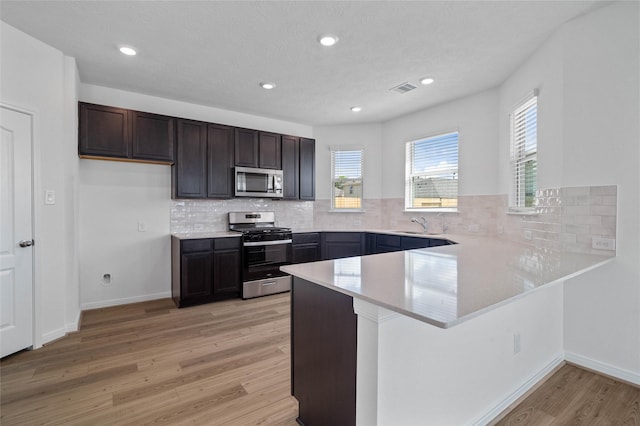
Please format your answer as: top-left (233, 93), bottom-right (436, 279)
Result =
top-left (18, 239), bottom-right (34, 248)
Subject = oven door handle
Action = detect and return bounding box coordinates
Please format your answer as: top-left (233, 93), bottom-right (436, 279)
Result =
top-left (243, 239), bottom-right (293, 247)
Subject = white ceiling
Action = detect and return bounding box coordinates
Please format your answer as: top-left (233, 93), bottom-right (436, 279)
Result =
top-left (1, 1), bottom-right (609, 126)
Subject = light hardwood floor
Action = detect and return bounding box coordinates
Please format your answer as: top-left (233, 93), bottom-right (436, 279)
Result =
top-left (2, 294), bottom-right (639, 425)
top-left (495, 363), bottom-right (639, 425)
top-left (0, 294), bottom-right (298, 425)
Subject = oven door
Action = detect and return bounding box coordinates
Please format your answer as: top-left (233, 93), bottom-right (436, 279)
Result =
top-left (243, 240), bottom-right (291, 282)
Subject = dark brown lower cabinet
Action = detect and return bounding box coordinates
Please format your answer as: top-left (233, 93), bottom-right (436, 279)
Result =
top-left (291, 277), bottom-right (357, 426)
top-left (171, 236), bottom-right (241, 307)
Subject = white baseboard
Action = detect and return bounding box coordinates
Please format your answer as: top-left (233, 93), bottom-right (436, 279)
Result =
top-left (40, 327), bottom-right (67, 345)
top-left (65, 310), bottom-right (81, 333)
top-left (80, 291), bottom-right (172, 310)
top-left (565, 351), bottom-right (640, 386)
top-left (472, 355), bottom-right (565, 426)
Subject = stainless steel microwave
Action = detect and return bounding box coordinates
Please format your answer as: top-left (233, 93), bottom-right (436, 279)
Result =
top-left (235, 166), bottom-right (283, 198)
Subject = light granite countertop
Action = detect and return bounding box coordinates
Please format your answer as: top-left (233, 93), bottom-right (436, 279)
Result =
top-left (281, 234), bottom-right (614, 328)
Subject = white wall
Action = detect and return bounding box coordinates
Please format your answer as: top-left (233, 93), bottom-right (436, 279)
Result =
top-left (1, 22), bottom-right (80, 344)
top-left (78, 84), bottom-right (313, 308)
top-left (312, 123), bottom-right (383, 200)
top-left (498, 1), bottom-right (639, 379)
top-left (381, 89), bottom-right (500, 198)
top-left (376, 284), bottom-right (564, 424)
top-left (560, 2), bottom-right (640, 378)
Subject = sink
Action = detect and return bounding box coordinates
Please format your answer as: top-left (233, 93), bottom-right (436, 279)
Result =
top-left (391, 230), bottom-right (441, 236)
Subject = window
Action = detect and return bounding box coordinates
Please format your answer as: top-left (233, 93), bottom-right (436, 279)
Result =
top-left (510, 93), bottom-right (537, 209)
top-left (331, 148), bottom-right (363, 210)
top-left (405, 131), bottom-right (458, 210)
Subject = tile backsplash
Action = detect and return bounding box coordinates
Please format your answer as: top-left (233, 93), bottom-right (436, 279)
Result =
top-left (170, 198), bottom-right (314, 233)
top-left (170, 185), bottom-right (616, 256)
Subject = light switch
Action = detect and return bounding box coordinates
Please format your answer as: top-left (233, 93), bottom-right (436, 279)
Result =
top-left (45, 190), bottom-right (55, 205)
top-left (138, 221), bottom-right (147, 232)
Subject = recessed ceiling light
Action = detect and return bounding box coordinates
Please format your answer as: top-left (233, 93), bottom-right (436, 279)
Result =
top-left (350, 106), bottom-right (362, 112)
top-left (420, 77), bottom-right (435, 85)
top-left (119, 46), bottom-right (137, 56)
top-left (318, 34), bottom-right (339, 47)
top-left (260, 82), bottom-right (276, 90)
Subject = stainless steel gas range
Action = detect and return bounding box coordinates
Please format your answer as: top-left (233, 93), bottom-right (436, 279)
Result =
top-left (228, 211), bottom-right (292, 299)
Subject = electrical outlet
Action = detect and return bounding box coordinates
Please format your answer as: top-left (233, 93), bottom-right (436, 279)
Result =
top-left (353, 219), bottom-right (362, 226)
top-left (513, 333), bottom-right (521, 354)
top-left (193, 223), bottom-right (204, 231)
top-left (44, 190), bottom-right (56, 205)
top-left (468, 224), bottom-right (479, 233)
top-left (101, 273), bottom-right (112, 286)
top-left (524, 230), bottom-right (532, 240)
top-left (592, 237), bottom-right (615, 251)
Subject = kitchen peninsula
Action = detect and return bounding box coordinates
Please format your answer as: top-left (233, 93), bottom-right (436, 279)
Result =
top-left (281, 235), bottom-right (614, 425)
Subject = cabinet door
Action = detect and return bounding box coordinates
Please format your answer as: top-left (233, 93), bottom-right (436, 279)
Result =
top-left (259, 131), bottom-right (281, 169)
top-left (321, 233), bottom-right (364, 260)
top-left (213, 248), bottom-right (242, 297)
top-left (292, 244), bottom-right (320, 264)
top-left (401, 236), bottom-right (431, 250)
top-left (292, 277), bottom-right (357, 426)
top-left (181, 251), bottom-right (214, 302)
top-left (207, 123), bottom-right (234, 198)
top-left (299, 138), bottom-right (315, 200)
top-left (131, 110), bottom-right (175, 162)
top-left (282, 135), bottom-right (300, 199)
top-left (79, 102), bottom-right (130, 158)
top-left (234, 128), bottom-right (259, 167)
top-left (376, 234), bottom-right (402, 253)
top-left (174, 119), bottom-right (207, 198)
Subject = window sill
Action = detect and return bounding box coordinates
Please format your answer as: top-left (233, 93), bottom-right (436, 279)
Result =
top-left (506, 208), bottom-right (539, 216)
top-left (329, 209), bottom-right (365, 213)
top-left (403, 208), bottom-right (459, 213)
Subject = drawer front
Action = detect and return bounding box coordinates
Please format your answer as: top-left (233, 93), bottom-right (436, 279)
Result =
top-left (322, 232), bottom-right (362, 243)
top-left (182, 239), bottom-right (213, 253)
top-left (213, 237), bottom-right (242, 250)
top-left (293, 232), bottom-right (320, 245)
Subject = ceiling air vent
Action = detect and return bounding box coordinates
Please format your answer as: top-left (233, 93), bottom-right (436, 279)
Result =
top-left (390, 82), bottom-right (417, 94)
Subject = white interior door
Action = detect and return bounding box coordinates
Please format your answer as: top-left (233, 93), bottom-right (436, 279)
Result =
top-left (0, 106), bottom-right (34, 358)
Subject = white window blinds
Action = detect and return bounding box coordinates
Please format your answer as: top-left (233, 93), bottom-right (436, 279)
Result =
top-left (510, 94), bottom-right (538, 209)
top-left (331, 148), bottom-right (363, 210)
top-left (405, 131), bottom-right (459, 210)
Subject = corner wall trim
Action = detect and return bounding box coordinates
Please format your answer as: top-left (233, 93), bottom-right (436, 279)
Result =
top-left (471, 355), bottom-right (565, 426)
top-left (565, 351), bottom-right (640, 386)
top-left (80, 291), bottom-right (172, 310)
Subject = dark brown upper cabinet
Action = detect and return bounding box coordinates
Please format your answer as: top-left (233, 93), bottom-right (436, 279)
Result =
top-left (282, 135), bottom-right (300, 199)
top-left (233, 128), bottom-right (281, 170)
top-left (173, 120), bottom-right (235, 199)
top-left (234, 128), bottom-right (259, 167)
top-left (299, 138), bottom-right (316, 200)
top-left (258, 131), bottom-right (282, 169)
top-left (206, 123), bottom-right (235, 199)
top-left (78, 102), bottom-right (175, 163)
top-left (173, 119), bottom-right (208, 198)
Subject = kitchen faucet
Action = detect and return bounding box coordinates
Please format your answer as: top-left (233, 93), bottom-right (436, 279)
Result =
top-left (437, 212), bottom-right (449, 234)
top-left (411, 217), bottom-right (428, 233)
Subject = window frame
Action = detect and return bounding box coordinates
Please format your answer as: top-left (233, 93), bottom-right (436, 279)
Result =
top-left (509, 91), bottom-right (538, 213)
top-left (404, 130), bottom-right (459, 212)
top-left (330, 146), bottom-right (364, 212)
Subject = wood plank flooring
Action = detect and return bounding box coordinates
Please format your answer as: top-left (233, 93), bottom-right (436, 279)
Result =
top-left (495, 363), bottom-right (640, 425)
top-left (2, 294), bottom-right (638, 425)
top-left (0, 294), bottom-right (298, 425)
